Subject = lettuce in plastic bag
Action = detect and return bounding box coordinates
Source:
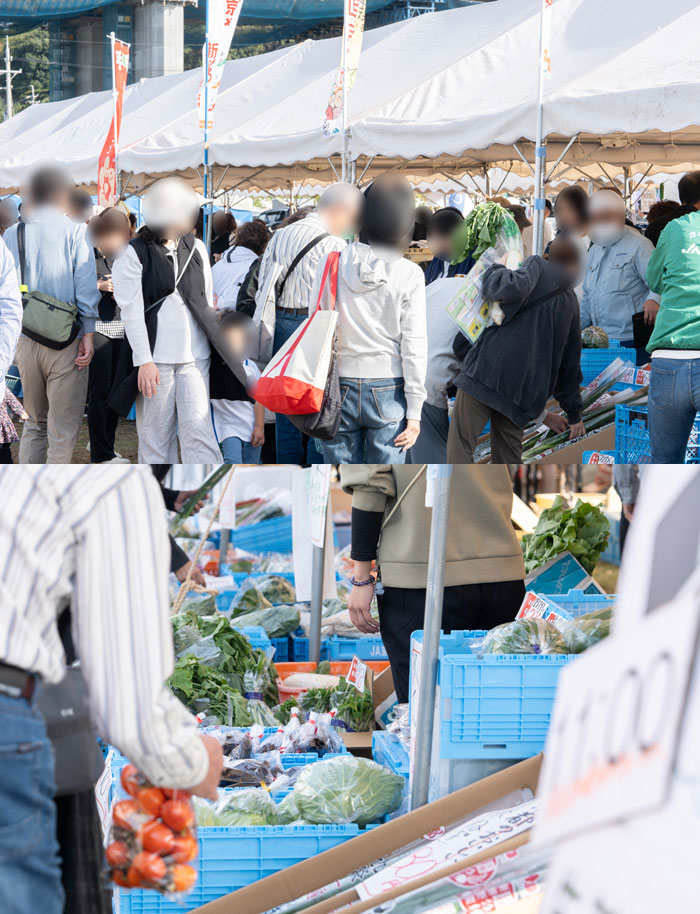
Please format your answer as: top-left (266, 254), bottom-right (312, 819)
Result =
top-left (520, 496), bottom-right (610, 574)
top-left (294, 756), bottom-right (404, 826)
top-left (230, 575), bottom-right (297, 615)
top-left (217, 789), bottom-right (280, 826)
top-left (472, 618), bottom-right (567, 655)
top-left (561, 607), bottom-right (613, 654)
top-left (233, 604), bottom-right (302, 639)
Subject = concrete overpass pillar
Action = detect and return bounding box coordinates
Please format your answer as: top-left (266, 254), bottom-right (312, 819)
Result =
top-left (74, 17), bottom-right (103, 95)
top-left (132, 0), bottom-right (186, 80)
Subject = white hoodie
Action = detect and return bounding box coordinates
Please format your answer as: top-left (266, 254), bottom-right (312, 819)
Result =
top-left (211, 245), bottom-right (258, 310)
top-left (311, 242), bottom-right (428, 421)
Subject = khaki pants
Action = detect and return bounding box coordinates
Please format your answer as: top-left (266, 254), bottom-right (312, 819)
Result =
top-left (14, 336), bottom-right (88, 464)
top-left (446, 388), bottom-right (524, 464)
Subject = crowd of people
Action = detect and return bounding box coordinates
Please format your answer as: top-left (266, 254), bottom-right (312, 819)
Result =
top-left (0, 162), bottom-right (699, 465)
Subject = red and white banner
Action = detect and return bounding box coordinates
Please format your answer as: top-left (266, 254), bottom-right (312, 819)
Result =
top-left (97, 37), bottom-right (130, 207)
top-left (197, 0), bottom-right (244, 132)
top-left (323, 0), bottom-right (367, 137)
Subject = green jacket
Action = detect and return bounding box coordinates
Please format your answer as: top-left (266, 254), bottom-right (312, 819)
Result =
top-left (340, 465), bottom-right (525, 589)
top-left (646, 212), bottom-right (700, 351)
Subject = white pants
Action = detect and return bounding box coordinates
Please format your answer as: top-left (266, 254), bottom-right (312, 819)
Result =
top-left (135, 358), bottom-right (222, 464)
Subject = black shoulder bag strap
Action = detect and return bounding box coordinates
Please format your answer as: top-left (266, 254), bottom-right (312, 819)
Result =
top-left (276, 232), bottom-right (329, 299)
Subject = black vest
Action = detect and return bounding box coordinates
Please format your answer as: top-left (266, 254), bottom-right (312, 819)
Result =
top-left (108, 233), bottom-right (247, 418)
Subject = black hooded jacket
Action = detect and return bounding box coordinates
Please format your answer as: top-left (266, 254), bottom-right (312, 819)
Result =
top-left (454, 255), bottom-right (582, 428)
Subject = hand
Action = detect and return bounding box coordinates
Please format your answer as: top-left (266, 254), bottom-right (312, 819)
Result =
top-left (623, 503), bottom-right (635, 522)
top-left (393, 419), bottom-right (420, 453)
top-left (97, 277), bottom-right (114, 293)
top-left (174, 489), bottom-right (205, 514)
top-left (643, 298), bottom-right (660, 325)
top-left (250, 425), bottom-right (265, 449)
top-left (568, 421), bottom-right (586, 440)
top-left (543, 411), bottom-right (569, 434)
top-left (138, 362), bottom-right (160, 399)
top-left (75, 333), bottom-right (94, 370)
top-left (175, 561), bottom-right (206, 587)
top-left (190, 735), bottom-right (224, 800)
top-left (347, 582), bottom-right (380, 634)
top-left (19, 411), bottom-right (29, 421)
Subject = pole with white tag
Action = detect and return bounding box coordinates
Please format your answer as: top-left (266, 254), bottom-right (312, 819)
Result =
top-left (411, 463), bottom-right (453, 810)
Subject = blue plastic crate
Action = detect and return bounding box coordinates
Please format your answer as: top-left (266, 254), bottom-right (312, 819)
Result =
top-left (412, 630), bottom-right (572, 760)
top-left (234, 625), bottom-right (273, 654)
top-left (231, 571), bottom-right (296, 588)
top-left (270, 636), bottom-right (289, 662)
top-left (230, 516), bottom-right (293, 554)
top-left (580, 341), bottom-right (624, 386)
top-left (327, 635), bottom-right (388, 661)
top-left (546, 588), bottom-right (615, 617)
top-left (600, 515), bottom-right (621, 565)
top-left (289, 630), bottom-right (329, 662)
top-left (114, 823), bottom-right (365, 913)
top-left (215, 591), bottom-right (236, 614)
top-left (615, 404), bottom-right (700, 464)
top-left (372, 731), bottom-right (409, 778)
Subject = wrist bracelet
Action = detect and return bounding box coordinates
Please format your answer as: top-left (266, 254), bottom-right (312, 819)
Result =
top-left (350, 576), bottom-right (374, 587)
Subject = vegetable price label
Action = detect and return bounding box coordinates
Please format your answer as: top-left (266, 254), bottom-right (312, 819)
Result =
top-left (534, 590), bottom-right (700, 846)
top-left (347, 656), bottom-right (367, 693)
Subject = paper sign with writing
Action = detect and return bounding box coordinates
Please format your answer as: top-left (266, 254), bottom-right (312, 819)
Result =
top-left (346, 655), bottom-right (367, 693)
top-left (197, 0), bottom-right (244, 131)
top-left (517, 591), bottom-right (572, 628)
top-left (534, 591), bottom-right (700, 846)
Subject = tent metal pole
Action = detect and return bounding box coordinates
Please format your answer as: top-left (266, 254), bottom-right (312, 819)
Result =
top-left (309, 541), bottom-right (326, 665)
top-left (512, 143), bottom-right (535, 176)
top-left (545, 135), bottom-right (578, 182)
top-left (356, 155), bottom-right (375, 185)
top-left (411, 464), bottom-right (453, 810)
top-left (533, 0), bottom-right (548, 255)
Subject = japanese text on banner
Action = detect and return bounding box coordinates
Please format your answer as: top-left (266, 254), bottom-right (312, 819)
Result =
top-left (322, 0), bottom-right (367, 137)
top-left (97, 38), bottom-right (130, 208)
top-left (198, 0), bottom-right (245, 131)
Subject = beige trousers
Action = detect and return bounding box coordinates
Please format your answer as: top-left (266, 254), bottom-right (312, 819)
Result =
top-left (14, 336), bottom-right (88, 464)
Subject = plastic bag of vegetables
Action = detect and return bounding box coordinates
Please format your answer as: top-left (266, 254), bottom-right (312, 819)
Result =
top-left (330, 678), bottom-right (374, 733)
top-left (561, 607), bottom-right (613, 654)
top-left (233, 604), bottom-right (302, 639)
top-left (471, 618), bottom-right (567, 655)
top-left (220, 755), bottom-right (282, 788)
top-left (214, 789), bottom-right (280, 826)
top-left (243, 657), bottom-right (283, 727)
top-left (175, 590), bottom-right (217, 617)
top-left (293, 756), bottom-right (404, 825)
top-left (230, 575), bottom-right (297, 615)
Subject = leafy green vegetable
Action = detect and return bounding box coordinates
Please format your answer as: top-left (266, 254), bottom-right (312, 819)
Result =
top-left (474, 618), bottom-right (567, 655)
top-left (520, 496), bottom-right (610, 574)
top-left (451, 201), bottom-right (514, 262)
top-left (294, 757), bottom-right (404, 825)
top-left (561, 607), bottom-right (613, 654)
top-left (300, 687), bottom-right (333, 714)
top-left (169, 656), bottom-right (252, 725)
top-left (217, 789), bottom-right (280, 826)
top-left (330, 677), bottom-right (374, 732)
top-left (168, 465), bottom-right (232, 537)
top-left (233, 604), bottom-right (302, 639)
top-left (230, 575), bottom-right (297, 615)
top-left (274, 697), bottom-right (303, 725)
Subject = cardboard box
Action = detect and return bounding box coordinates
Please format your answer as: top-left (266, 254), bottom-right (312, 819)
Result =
top-left (194, 755), bottom-right (542, 914)
top-left (534, 423), bottom-right (615, 464)
top-left (525, 552), bottom-right (605, 596)
top-left (339, 666), bottom-right (396, 752)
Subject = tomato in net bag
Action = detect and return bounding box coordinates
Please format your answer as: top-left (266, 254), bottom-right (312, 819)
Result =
top-left (107, 764), bottom-right (198, 898)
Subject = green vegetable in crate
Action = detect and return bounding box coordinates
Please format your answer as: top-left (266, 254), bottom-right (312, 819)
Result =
top-left (175, 591), bottom-right (217, 617)
top-left (475, 618), bottom-right (567, 655)
top-left (561, 607), bottom-right (613, 654)
top-left (216, 788), bottom-right (280, 826)
top-left (169, 656), bottom-right (252, 726)
top-left (331, 677), bottom-right (374, 732)
top-left (520, 496), bottom-right (610, 574)
top-left (230, 575), bottom-right (297, 615)
top-left (300, 687), bottom-right (333, 714)
top-left (233, 604), bottom-right (302, 639)
top-left (274, 697), bottom-right (304, 725)
top-left (277, 792), bottom-right (304, 825)
top-left (582, 326), bottom-right (610, 349)
top-left (294, 756), bottom-right (404, 826)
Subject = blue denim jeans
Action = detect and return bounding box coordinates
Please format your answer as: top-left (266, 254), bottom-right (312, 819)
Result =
top-left (273, 310), bottom-right (307, 464)
top-left (221, 436), bottom-right (262, 464)
top-left (322, 377), bottom-right (408, 463)
top-left (649, 357), bottom-right (700, 463)
top-left (0, 691), bottom-right (63, 914)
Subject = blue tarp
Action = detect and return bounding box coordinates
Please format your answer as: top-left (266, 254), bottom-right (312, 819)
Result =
top-left (2, 0), bottom-right (394, 19)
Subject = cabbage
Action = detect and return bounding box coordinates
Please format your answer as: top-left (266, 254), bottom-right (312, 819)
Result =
top-left (233, 604), bottom-right (302, 638)
top-left (561, 607), bottom-right (613, 654)
top-left (472, 618), bottom-right (567, 655)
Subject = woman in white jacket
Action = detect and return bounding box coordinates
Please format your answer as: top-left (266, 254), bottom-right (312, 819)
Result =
top-left (211, 219), bottom-right (270, 311)
top-left (318, 176), bottom-right (428, 464)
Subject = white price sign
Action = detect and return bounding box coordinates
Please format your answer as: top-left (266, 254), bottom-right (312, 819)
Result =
top-left (534, 592), bottom-right (700, 846)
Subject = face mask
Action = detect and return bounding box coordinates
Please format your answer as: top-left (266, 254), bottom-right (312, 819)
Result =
top-left (589, 223), bottom-right (625, 247)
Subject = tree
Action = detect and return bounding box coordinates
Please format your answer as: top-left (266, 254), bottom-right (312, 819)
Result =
top-left (0, 25), bottom-right (49, 117)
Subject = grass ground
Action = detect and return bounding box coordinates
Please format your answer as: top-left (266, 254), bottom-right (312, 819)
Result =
top-left (593, 561), bottom-right (619, 594)
top-left (10, 417), bottom-right (139, 464)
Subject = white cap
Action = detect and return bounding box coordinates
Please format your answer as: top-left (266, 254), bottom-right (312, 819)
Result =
top-left (589, 189), bottom-right (627, 215)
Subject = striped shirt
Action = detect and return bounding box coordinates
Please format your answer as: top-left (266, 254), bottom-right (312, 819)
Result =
top-left (0, 466), bottom-right (207, 790)
top-left (256, 212), bottom-right (345, 312)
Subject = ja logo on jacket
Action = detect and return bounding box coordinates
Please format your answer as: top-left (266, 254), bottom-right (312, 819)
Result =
top-left (682, 242), bottom-right (700, 255)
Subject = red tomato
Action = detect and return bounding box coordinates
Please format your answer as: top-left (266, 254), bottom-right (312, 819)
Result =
top-left (106, 841), bottom-right (130, 868)
top-left (170, 834), bottom-right (198, 863)
top-left (170, 863), bottom-right (197, 893)
top-left (140, 820), bottom-right (176, 856)
top-left (161, 799), bottom-right (194, 832)
top-left (162, 788), bottom-right (190, 800)
top-left (113, 800), bottom-right (139, 831)
top-left (133, 851), bottom-right (167, 883)
top-left (112, 869), bottom-right (131, 888)
top-left (120, 764), bottom-right (141, 798)
top-left (126, 865), bottom-right (143, 887)
top-left (136, 786), bottom-right (166, 818)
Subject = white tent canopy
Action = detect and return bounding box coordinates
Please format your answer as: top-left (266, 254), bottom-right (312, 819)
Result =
top-left (0, 0), bottom-right (698, 192)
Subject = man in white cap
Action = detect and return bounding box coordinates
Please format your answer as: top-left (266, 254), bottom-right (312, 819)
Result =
top-left (580, 188), bottom-right (659, 364)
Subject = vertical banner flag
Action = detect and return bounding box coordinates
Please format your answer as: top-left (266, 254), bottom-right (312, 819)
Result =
top-left (97, 37), bottom-right (129, 207)
top-left (542, 0), bottom-right (553, 77)
top-left (322, 0), bottom-right (367, 137)
top-left (197, 0), bottom-right (244, 131)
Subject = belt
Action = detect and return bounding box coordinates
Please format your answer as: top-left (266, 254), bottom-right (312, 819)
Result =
top-left (276, 307), bottom-right (308, 318)
top-left (0, 662), bottom-right (37, 701)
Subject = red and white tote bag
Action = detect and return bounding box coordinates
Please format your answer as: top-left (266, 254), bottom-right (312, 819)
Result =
top-left (254, 251), bottom-right (340, 415)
